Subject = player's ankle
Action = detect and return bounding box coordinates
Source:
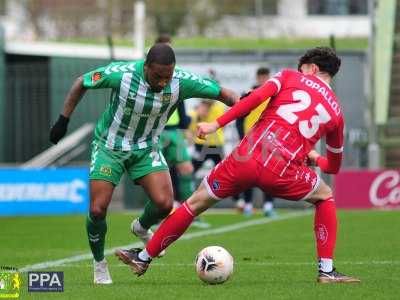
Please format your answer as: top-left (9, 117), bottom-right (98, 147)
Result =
top-left (318, 258), bottom-right (333, 272)
top-left (139, 249), bottom-right (152, 262)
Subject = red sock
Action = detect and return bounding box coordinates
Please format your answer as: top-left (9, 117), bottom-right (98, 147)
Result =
top-left (146, 202), bottom-right (195, 258)
top-left (314, 198), bottom-right (337, 259)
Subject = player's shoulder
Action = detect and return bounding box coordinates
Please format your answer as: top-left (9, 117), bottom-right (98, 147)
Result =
top-left (173, 66), bottom-right (217, 87)
top-left (272, 68), bottom-right (299, 78)
top-left (103, 60), bottom-right (141, 75)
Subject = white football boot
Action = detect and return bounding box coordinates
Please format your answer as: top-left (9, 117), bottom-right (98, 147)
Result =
top-left (131, 219), bottom-right (166, 257)
top-left (93, 258), bottom-right (112, 284)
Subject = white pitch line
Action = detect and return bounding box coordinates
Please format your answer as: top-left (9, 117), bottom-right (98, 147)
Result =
top-left (19, 211), bottom-right (311, 273)
top-left (38, 260), bottom-right (400, 268)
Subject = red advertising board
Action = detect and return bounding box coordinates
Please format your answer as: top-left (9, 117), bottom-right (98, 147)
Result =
top-left (334, 170), bottom-right (400, 209)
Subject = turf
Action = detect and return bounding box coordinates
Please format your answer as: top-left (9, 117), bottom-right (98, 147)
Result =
top-left (0, 210), bottom-right (399, 299)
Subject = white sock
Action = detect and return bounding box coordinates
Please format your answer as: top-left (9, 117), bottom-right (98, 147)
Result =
top-left (244, 203), bottom-right (253, 212)
top-left (133, 219), bottom-right (148, 234)
top-left (318, 258), bottom-right (333, 272)
top-left (138, 249), bottom-right (152, 261)
top-left (263, 202), bottom-right (273, 212)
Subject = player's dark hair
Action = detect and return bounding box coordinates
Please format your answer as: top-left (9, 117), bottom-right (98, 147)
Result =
top-left (298, 47), bottom-right (341, 77)
top-left (155, 34), bottom-right (172, 44)
top-left (145, 43), bottom-right (176, 66)
top-left (256, 67), bottom-right (270, 76)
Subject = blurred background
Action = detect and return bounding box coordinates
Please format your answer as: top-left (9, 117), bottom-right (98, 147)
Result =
top-left (0, 0), bottom-right (398, 215)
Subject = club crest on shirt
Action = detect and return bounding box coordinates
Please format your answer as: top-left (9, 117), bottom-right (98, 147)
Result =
top-left (212, 180), bottom-right (220, 190)
top-left (162, 94), bottom-right (172, 102)
top-left (92, 72), bottom-right (102, 84)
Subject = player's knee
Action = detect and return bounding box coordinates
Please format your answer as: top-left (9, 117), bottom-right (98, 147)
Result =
top-left (90, 204), bottom-right (107, 219)
top-left (187, 184), bottom-right (217, 215)
top-left (155, 195), bottom-right (174, 216)
top-left (320, 183), bottom-right (333, 199)
top-left (307, 181), bottom-right (333, 204)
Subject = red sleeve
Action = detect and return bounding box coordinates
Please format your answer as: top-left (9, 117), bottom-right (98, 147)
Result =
top-left (217, 79), bottom-right (280, 127)
top-left (316, 117), bottom-right (344, 174)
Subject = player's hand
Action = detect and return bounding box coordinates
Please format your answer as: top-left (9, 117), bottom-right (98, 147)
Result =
top-left (49, 114), bottom-right (70, 144)
top-left (307, 149), bottom-right (320, 166)
top-left (197, 121), bottom-right (219, 140)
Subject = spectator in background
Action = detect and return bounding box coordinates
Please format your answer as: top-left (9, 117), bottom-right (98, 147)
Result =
top-left (189, 100), bottom-right (226, 173)
top-left (235, 67), bottom-right (277, 217)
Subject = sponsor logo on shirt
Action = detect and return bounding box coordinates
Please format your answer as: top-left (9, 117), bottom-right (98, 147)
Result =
top-left (123, 107), bottom-right (132, 115)
top-left (92, 72), bottom-right (102, 84)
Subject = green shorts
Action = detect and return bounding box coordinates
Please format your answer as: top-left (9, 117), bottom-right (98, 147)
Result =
top-left (159, 129), bottom-right (191, 165)
top-left (89, 141), bottom-right (169, 186)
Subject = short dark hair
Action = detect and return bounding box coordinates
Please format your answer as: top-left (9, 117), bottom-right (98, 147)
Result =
top-left (256, 67), bottom-right (270, 76)
top-left (298, 47), bottom-right (341, 77)
top-left (155, 34), bottom-right (172, 44)
top-left (145, 43), bottom-right (176, 66)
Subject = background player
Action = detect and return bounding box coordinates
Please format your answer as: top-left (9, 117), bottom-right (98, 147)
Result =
top-left (234, 67), bottom-right (277, 217)
top-left (115, 47), bottom-right (360, 284)
top-left (49, 43), bottom-right (239, 284)
top-left (189, 100), bottom-right (225, 174)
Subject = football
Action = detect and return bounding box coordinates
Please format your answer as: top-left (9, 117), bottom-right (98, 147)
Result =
top-left (195, 246), bottom-right (234, 284)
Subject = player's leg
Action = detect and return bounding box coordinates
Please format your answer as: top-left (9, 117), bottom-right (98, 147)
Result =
top-left (142, 182), bottom-right (217, 258)
top-left (115, 182), bottom-right (217, 276)
top-left (192, 144), bottom-right (206, 173)
top-left (87, 180), bottom-right (114, 263)
top-left (137, 170), bottom-right (174, 228)
top-left (87, 141), bottom-right (125, 284)
top-left (257, 164), bottom-right (359, 283)
top-left (243, 188), bottom-right (254, 216)
top-left (160, 129), bottom-right (181, 208)
top-left (122, 155), bottom-right (257, 276)
top-left (115, 169), bottom-right (174, 270)
top-left (306, 179), bottom-right (360, 283)
top-left (88, 180), bottom-right (114, 284)
top-left (175, 161), bottom-right (194, 201)
top-left (173, 129), bottom-right (195, 203)
top-left (263, 194), bottom-right (277, 217)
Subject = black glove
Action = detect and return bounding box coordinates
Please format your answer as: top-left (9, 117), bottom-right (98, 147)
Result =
top-left (49, 114), bottom-right (69, 144)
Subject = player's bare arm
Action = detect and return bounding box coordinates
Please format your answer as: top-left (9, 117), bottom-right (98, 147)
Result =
top-left (197, 82), bottom-right (278, 139)
top-left (217, 87), bottom-right (240, 107)
top-left (61, 76), bottom-right (87, 118)
top-left (49, 76), bottom-right (87, 144)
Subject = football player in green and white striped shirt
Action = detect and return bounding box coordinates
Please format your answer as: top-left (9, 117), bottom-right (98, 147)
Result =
top-left (49, 43), bottom-right (239, 284)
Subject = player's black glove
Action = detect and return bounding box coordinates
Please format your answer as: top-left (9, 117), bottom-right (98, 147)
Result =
top-left (49, 114), bottom-right (69, 144)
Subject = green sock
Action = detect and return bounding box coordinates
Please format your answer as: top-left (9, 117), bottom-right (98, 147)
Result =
top-left (178, 173), bottom-right (194, 201)
top-left (138, 200), bottom-right (170, 229)
top-left (86, 214), bottom-right (107, 262)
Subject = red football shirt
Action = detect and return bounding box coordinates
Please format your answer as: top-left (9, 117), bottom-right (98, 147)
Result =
top-left (217, 69), bottom-right (344, 175)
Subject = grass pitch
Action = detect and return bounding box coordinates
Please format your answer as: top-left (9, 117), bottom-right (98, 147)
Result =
top-left (1, 209), bottom-right (399, 299)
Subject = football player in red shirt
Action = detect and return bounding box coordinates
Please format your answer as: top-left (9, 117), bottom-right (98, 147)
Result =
top-left (115, 47), bottom-right (360, 283)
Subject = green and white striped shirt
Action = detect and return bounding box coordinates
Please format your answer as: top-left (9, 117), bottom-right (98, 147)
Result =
top-left (82, 59), bottom-right (221, 151)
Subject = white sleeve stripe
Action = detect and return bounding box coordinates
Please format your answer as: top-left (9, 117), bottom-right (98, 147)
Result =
top-left (267, 78), bottom-right (281, 93)
top-left (326, 144), bottom-right (343, 153)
